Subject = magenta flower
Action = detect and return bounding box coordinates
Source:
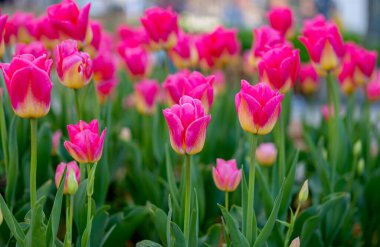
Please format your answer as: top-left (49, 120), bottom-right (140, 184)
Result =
top-left (267, 7), bottom-right (294, 38)
top-left (52, 130), bottom-right (62, 156)
top-left (32, 15), bottom-right (59, 43)
top-left (118, 42), bottom-right (151, 80)
top-left (258, 44), bottom-right (300, 93)
top-left (235, 80), bottom-right (284, 135)
top-left (0, 54), bottom-right (53, 118)
top-left (55, 40), bottom-right (93, 89)
top-left (163, 96), bottom-right (211, 155)
top-left (0, 13), bottom-right (7, 58)
top-left (212, 159), bottom-right (242, 192)
top-left (366, 71), bottom-right (380, 102)
top-left (55, 161), bottom-right (80, 195)
top-left (256, 143), bottom-right (277, 166)
top-left (299, 15), bottom-right (344, 71)
top-left (64, 119), bottom-right (107, 164)
top-left (47, 0), bottom-right (91, 42)
top-left (338, 60), bottom-right (357, 95)
top-left (298, 63), bottom-right (319, 95)
top-left (93, 52), bottom-right (118, 103)
top-left (168, 32), bottom-right (198, 69)
top-left (134, 79), bottom-right (160, 115)
top-left (4, 11), bottom-right (34, 44)
top-left (15, 41), bottom-right (48, 58)
top-left (140, 7), bottom-right (179, 50)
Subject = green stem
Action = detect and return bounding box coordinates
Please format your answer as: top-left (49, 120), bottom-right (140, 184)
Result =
top-left (0, 97), bottom-right (8, 172)
top-left (278, 110), bottom-right (285, 184)
top-left (74, 89), bottom-right (81, 121)
top-left (30, 119), bottom-right (37, 210)
top-left (80, 163), bottom-right (86, 181)
top-left (183, 154), bottom-right (191, 245)
top-left (65, 195), bottom-right (73, 247)
top-left (225, 191), bottom-right (229, 211)
top-left (246, 134), bottom-right (258, 245)
top-left (86, 163), bottom-right (97, 228)
top-left (284, 203), bottom-right (301, 247)
top-left (364, 99), bottom-right (371, 169)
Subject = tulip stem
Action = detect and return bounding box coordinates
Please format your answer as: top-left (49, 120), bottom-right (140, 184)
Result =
top-left (30, 119), bottom-right (37, 210)
top-left (183, 154), bottom-right (191, 245)
top-left (284, 203), bottom-right (301, 247)
top-left (246, 134), bottom-right (258, 245)
top-left (74, 89), bottom-right (81, 121)
top-left (65, 195), bottom-right (74, 247)
top-left (225, 191), bottom-right (229, 211)
top-left (364, 98), bottom-right (371, 169)
top-left (0, 96), bottom-right (8, 173)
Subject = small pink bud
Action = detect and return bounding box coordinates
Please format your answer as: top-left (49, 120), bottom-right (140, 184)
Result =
top-left (54, 161), bottom-right (80, 195)
top-left (256, 143), bottom-right (277, 166)
top-left (212, 159), bottom-right (242, 192)
top-left (134, 79), bottom-right (160, 115)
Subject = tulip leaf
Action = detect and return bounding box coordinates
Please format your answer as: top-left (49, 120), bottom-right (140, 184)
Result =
top-left (0, 194), bottom-right (25, 246)
top-left (6, 115), bottom-right (18, 210)
top-left (136, 240), bottom-right (163, 247)
top-left (170, 222), bottom-right (186, 247)
top-left (241, 172), bottom-right (248, 235)
top-left (81, 219), bottom-right (92, 247)
top-left (199, 224), bottom-right (223, 246)
top-left (253, 180), bottom-right (285, 247)
top-left (165, 144), bottom-right (180, 209)
top-left (74, 179), bottom-right (88, 235)
top-left (25, 197), bottom-right (47, 247)
top-left (167, 195), bottom-right (173, 247)
top-left (36, 123), bottom-right (53, 187)
top-left (149, 203), bottom-right (169, 244)
top-left (256, 166), bottom-right (273, 216)
top-left (188, 189), bottom-right (199, 247)
top-left (219, 204), bottom-right (249, 247)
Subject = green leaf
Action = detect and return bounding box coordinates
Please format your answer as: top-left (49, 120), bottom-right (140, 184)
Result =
top-left (136, 240), bottom-right (163, 247)
top-left (74, 179), bottom-right (88, 235)
top-left (188, 189), bottom-right (199, 247)
top-left (253, 180), bottom-right (285, 247)
top-left (36, 123), bottom-right (52, 187)
top-left (279, 151), bottom-right (299, 217)
top-left (6, 116), bottom-right (18, 210)
top-left (167, 195), bottom-right (173, 247)
top-left (100, 224), bottom-right (116, 247)
top-left (165, 145), bottom-right (180, 212)
top-left (149, 203), bottom-right (168, 244)
top-left (81, 220), bottom-right (92, 247)
top-left (0, 194), bottom-right (25, 246)
top-left (36, 180), bottom-right (53, 208)
top-left (219, 204), bottom-right (249, 247)
top-left (301, 215), bottom-right (321, 246)
top-left (255, 166), bottom-right (273, 216)
top-left (199, 224), bottom-right (223, 247)
top-left (25, 197), bottom-right (47, 247)
top-left (170, 222), bottom-right (186, 247)
top-left (241, 172), bottom-right (248, 235)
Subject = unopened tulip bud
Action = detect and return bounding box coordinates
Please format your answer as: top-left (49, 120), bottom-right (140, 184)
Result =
top-left (256, 143), bottom-right (277, 166)
top-left (67, 169), bottom-right (79, 195)
top-left (298, 180), bottom-right (309, 203)
top-left (353, 140), bottom-right (362, 157)
top-left (289, 237), bottom-right (300, 247)
top-left (357, 158), bottom-right (365, 176)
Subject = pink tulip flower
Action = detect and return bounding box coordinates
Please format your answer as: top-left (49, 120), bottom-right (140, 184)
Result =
top-left (267, 7), bottom-right (294, 38)
top-left (55, 40), bottom-right (93, 89)
top-left (235, 80), bottom-right (284, 135)
top-left (256, 143), bottom-right (278, 166)
top-left (4, 11), bottom-right (34, 44)
top-left (64, 119), bottom-right (106, 164)
top-left (96, 78), bottom-right (118, 104)
top-left (47, 0), bottom-right (91, 42)
top-left (0, 13), bottom-right (7, 58)
top-left (163, 96), bottom-right (211, 155)
top-left (52, 130), bottom-right (62, 155)
top-left (258, 44), bottom-right (300, 93)
top-left (140, 7), bottom-right (179, 50)
top-left (134, 79), bottom-right (160, 115)
top-left (366, 71), bottom-right (380, 102)
top-left (55, 161), bottom-right (80, 195)
top-left (212, 159), bottom-right (242, 192)
top-left (168, 32), bottom-right (198, 69)
top-left (299, 15), bottom-right (344, 72)
top-left (0, 54), bottom-right (53, 118)
top-left (117, 24), bottom-right (148, 46)
top-left (15, 41), bottom-right (48, 58)
top-left (337, 61), bottom-right (357, 95)
top-left (93, 52), bottom-right (118, 103)
top-left (32, 15), bottom-right (59, 44)
top-left (118, 42), bottom-right (151, 80)
top-left (298, 63), bottom-right (319, 95)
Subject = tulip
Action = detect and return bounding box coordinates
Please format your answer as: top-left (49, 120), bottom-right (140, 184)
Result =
top-left (163, 95), bottom-right (211, 155)
top-left (140, 7), bottom-right (179, 50)
top-left (118, 42), bottom-right (151, 80)
top-left (289, 237), bottom-right (300, 247)
top-left (298, 63), bottom-right (319, 95)
top-left (52, 130), bottom-right (62, 156)
top-left (235, 80), bottom-right (284, 135)
top-left (258, 44), bottom-right (300, 93)
top-left (134, 79), bottom-right (160, 115)
top-left (367, 72), bottom-right (380, 102)
top-left (337, 61), bottom-right (357, 95)
top-left (4, 11), bottom-right (34, 44)
top-left (55, 161), bottom-right (80, 195)
top-left (321, 104), bottom-right (335, 122)
top-left (117, 24), bottom-right (148, 46)
top-left (249, 26), bottom-right (285, 68)
top-left (64, 119), bottom-right (106, 164)
top-left (163, 70), bottom-right (214, 112)
top-left (256, 143), bottom-right (277, 166)
top-left (93, 52), bottom-right (118, 103)
top-left (267, 6), bottom-right (294, 38)
top-left (299, 15), bottom-right (344, 72)
top-left (0, 54), bottom-right (53, 118)
top-left (298, 180), bottom-right (309, 203)
top-left (32, 15), bottom-right (59, 46)
top-left (47, 0), bottom-right (91, 42)
top-left (55, 40), bottom-right (93, 89)
top-left (0, 14), bottom-right (7, 59)
top-left (168, 32), bottom-right (198, 69)
top-left (15, 41), bottom-right (48, 58)
top-left (96, 78), bottom-right (118, 104)
top-left (89, 21), bottom-right (102, 51)
top-left (212, 159), bottom-right (242, 192)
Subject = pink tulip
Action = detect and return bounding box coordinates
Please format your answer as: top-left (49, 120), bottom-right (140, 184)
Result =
top-left (0, 13), bottom-right (7, 58)
top-left (93, 52), bottom-right (118, 103)
top-left (258, 44), bottom-right (300, 93)
top-left (15, 41), bottom-right (48, 58)
top-left (4, 11), bottom-right (34, 44)
top-left (118, 42), bottom-right (151, 80)
top-left (298, 63), bottom-right (319, 95)
top-left (140, 7), bottom-right (179, 50)
top-left (134, 79), bottom-right (160, 115)
top-left (0, 54), bottom-right (53, 118)
top-left (337, 61), bottom-right (357, 95)
top-left (90, 21), bottom-right (102, 51)
top-left (117, 24), bottom-right (148, 46)
top-left (163, 96), bottom-right (211, 155)
top-left (96, 78), bottom-right (118, 104)
top-left (212, 159), bottom-right (242, 192)
top-left (256, 143), bottom-right (277, 166)
top-left (366, 71), bottom-right (380, 102)
top-left (47, 0), bottom-right (91, 42)
top-left (163, 70), bottom-right (214, 112)
top-left (55, 40), bottom-right (93, 89)
top-left (52, 130), bottom-right (62, 155)
top-left (168, 32), bottom-right (198, 69)
top-left (299, 15), bottom-right (344, 71)
top-left (267, 7), bottom-right (294, 38)
top-left (249, 26), bottom-right (285, 68)
top-left (32, 15), bottom-right (59, 43)
top-left (55, 161), bottom-right (80, 195)
top-left (235, 80), bottom-right (284, 135)
top-left (64, 119), bottom-right (106, 164)
top-left (343, 42), bottom-right (377, 85)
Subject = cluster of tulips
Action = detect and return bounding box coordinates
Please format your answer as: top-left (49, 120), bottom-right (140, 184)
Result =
top-left (0, 0), bottom-right (379, 246)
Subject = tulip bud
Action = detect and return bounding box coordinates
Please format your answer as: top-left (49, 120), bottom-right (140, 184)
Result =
top-left (67, 169), bottom-right (79, 195)
top-left (353, 140), bottom-right (362, 157)
top-left (357, 158), bottom-right (365, 176)
top-left (256, 143), bottom-right (277, 167)
top-left (298, 180), bottom-right (309, 204)
top-left (289, 237), bottom-right (300, 247)
top-left (212, 159), bottom-right (242, 192)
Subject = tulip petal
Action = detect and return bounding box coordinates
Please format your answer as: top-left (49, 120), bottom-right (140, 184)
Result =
top-left (185, 115), bottom-right (211, 155)
top-left (163, 109), bottom-right (184, 154)
top-left (64, 141), bottom-right (88, 163)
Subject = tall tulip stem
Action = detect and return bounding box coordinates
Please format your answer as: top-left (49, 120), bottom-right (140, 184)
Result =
top-left (30, 119), bottom-right (38, 210)
top-left (246, 134), bottom-right (258, 245)
top-left (74, 89), bottom-right (81, 120)
top-left (65, 195), bottom-right (74, 247)
top-left (86, 163), bottom-right (97, 227)
top-left (184, 154), bottom-right (191, 245)
top-left (364, 98), bottom-right (371, 169)
top-left (0, 96), bottom-right (8, 172)
top-left (225, 191), bottom-right (229, 211)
